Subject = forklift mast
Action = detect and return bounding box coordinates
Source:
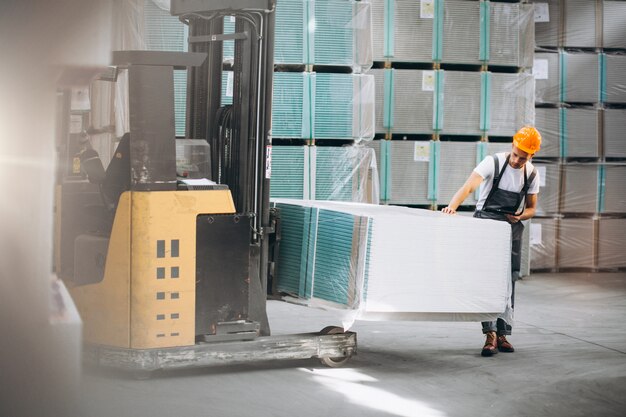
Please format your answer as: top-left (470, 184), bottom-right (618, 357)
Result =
top-left (173, 0), bottom-right (276, 313)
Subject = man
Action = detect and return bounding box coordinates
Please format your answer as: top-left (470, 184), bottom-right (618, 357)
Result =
top-left (442, 126), bottom-right (542, 357)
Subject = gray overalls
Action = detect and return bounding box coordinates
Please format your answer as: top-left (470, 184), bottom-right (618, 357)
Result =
top-left (474, 154), bottom-right (537, 335)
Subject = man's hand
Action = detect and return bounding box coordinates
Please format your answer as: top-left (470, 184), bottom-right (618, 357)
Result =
top-left (506, 214), bottom-right (521, 223)
top-left (441, 206), bottom-right (456, 215)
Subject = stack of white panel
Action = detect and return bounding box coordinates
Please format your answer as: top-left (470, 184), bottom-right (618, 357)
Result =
top-left (603, 109), bottom-right (626, 158)
top-left (558, 218), bottom-right (595, 268)
top-left (441, 71), bottom-right (482, 135)
top-left (437, 142), bottom-right (477, 206)
top-left (370, 0), bottom-right (386, 62)
top-left (392, 69), bottom-right (436, 134)
top-left (597, 218), bottom-right (626, 269)
top-left (273, 199), bottom-right (512, 322)
top-left (604, 1), bottom-right (626, 49)
top-left (533, 162), bottom-right (561, 215)
top-left (392, 0), bottom-right (433, 63)
top-left (532, 0), bottom-right (561, 48)
top-left (530, 218), bottom-right (558, 270)
top-left (603, 165), bottom-right (626, 214)
top-left (563, 108), bottom-right (600, 158)
top-left (563, 0), bottom-right (598, 48)
top-left (563, 52), bottom-right (600, 103)
top-left (605, 54), bottom-right (626, 104)
top-left (442, 0), bottom-right (481, 65)
top-left (534, 52), bottom-right (560, 104)
top-left (370, 69), bottom-right (386, 134)
top-left (488, 72), bottom-right (535, 137)
top-left (561, 164), bottom-right (599, 214)
top-left (387, 141), bottom-right (431, 205)
top-left (534, 107), bottom-right (560, 158)
top-left (488, 2), bottom-right (534, 68)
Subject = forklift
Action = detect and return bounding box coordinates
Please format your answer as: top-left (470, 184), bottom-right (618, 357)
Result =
top-left (54, 0), bottom-right (355, 374)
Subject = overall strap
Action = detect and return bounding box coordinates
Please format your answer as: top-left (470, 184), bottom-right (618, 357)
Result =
top-left (483, 153), bottom-right (509, 206)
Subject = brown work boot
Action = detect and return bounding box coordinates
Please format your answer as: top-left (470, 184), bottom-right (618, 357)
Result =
top-left (481, 331), bottom-right (498, 357)
top-left (497, 335), bottom-right (515, 352)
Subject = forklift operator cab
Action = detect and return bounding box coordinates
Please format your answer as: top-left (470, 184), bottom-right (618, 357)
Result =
top-left (59, 51), bottom-right (255, 350)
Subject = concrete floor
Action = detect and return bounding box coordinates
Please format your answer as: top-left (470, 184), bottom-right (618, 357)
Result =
top-left (79, 272), bottom-right (626, 417)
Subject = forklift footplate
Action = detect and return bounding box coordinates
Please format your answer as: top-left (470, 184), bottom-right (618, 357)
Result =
top-left (84, 331), bottom-right (357, 372)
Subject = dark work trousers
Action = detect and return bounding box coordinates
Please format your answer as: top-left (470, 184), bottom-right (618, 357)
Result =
top-left (474, 211), bottom-right (524, 335)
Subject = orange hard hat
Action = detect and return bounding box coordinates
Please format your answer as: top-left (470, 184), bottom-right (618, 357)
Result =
top-left (513, 126), bottom-right (542, 155)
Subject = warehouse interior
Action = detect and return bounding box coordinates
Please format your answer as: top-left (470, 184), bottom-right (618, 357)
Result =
top-left (0, 0), bottom-right (625, 416)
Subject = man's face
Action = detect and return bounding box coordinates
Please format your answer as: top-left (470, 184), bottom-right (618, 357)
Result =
top-left (509, 146), bottom-right (531, 169)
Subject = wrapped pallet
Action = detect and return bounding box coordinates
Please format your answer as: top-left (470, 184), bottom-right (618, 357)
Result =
top-left (534, 107), bottom-right (560, 158)
top-left (530, 217), bottom-right (559, 270)
top-left (274, 0), bottom-right (373, 72)
top-left (597, 218), bottom-right (626, 269)
top-left (272, 199), bottom-right (512, 323)
top-left (603, 109), bottom-right (626, 159)
top-left (603, 0), bottom-right (626, 49)
top-left (370, 68), bottom-right (436, 135)
top-left (557, 218), bottom-right (595, 269)
top-left (272, 72), bottom-right (375, 140)
top-left (533, 161), bottom-right (561, 216)
top-left (269, 145), bottom-right (379, 204)
top-left (533, 52), bottom-right (560, 104)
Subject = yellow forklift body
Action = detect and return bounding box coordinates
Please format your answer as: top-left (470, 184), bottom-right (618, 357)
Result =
top-left (69, 189), bottom-right (236, 349)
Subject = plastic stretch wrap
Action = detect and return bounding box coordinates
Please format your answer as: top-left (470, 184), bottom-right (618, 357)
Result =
top-left (563, 0), bottom-right (598, 48)
top-left (557, 218), bottom-right (595, 269)
top-left (562, 52), bottom-right (600, 104)
top-left (272, 199), bottom-right (512, 325)
top-left (272, 72), bottom-right (375, 140)
top-left (370, 68), bottom-right (435, 135)
top-left (534, 107), bottom-right (560, 158)
top-left (440, 71), bottom-right (482, 135)
top-left (274, 0), bottom-right (373, 72)
top-left (597, 218), bottom-right (626, 269)
top-left (371, 0), bottom-right (533, 67)
top-left (437, 142), bottom-right (478, 206)
top-left (529, 217), bottom-right (558, 270)
top-left (532, 0), bottom-right (561, 48)
top-left (365, 140), bottom-right (432, 205)
top-left (603, 109), bottom-right (626, 159)
top-left (487, 72), bottom-right (535, 137)
top-left (603, 1), bottom-right (626, 49)
top-left (269, 145), bottom-right (380, 204)
top-left (533, 161), bottom-right (561, 215)
top-left (563, 108), bottom-right (600, 158)
top-left (488, 3), bottom-right (534, 68)
top-left (602, 164), bottom-right (626, 214)
top-left (533, 51), bottom-right (560, 104)
top-left (561, 163), bottom-right (600, 214)
top-left (441, 0), bottom-right (480, 65)
top-left (604, 54), bottom-right (626, 104)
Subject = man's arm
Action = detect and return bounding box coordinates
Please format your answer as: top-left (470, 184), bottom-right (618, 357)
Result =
top-left (441, 171), bottom-right (484, 214)
top-left (506, 193), bottom-right (537, 223)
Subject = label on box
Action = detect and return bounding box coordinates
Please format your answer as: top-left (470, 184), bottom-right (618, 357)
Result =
top-left (422, 70), bottom-right (435, 91)
top-left (70, 114), bottom-right (83, 134)
top-left (71, 87), bottom-right (90, 111)
top-left (414, 141), bottom-right (430, 162)
top-left (265, 145), bottom-right (272, 179)
top-left (226, 71), bottom-right (234, 97)
top-left (537, 166), bottom-right (547, 187)
top-left (534, 3), bottom-right (550, 22)
top-left (533, 59), bottom-right (549, 80)
top-left (420, 0), bottom-right (435, 19)
top-left (530, 223), bottom-right (542, 246)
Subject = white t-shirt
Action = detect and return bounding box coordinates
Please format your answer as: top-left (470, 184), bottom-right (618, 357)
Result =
top-left (474, 152), bottom-right (540, 210)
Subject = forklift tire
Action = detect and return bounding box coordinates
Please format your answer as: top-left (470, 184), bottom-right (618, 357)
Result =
top-left (318, 326), bottom-right (352, 368)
